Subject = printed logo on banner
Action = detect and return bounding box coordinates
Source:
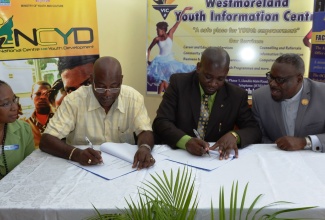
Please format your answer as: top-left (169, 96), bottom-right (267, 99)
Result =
top-left (0, 0), bottom-right (10, 6)
top-left (0, 15), bottom-right (94, 50)
top-left (152, 0), bottom-right (178, 20)
top-left (0, 16), bottom-right (14, 47)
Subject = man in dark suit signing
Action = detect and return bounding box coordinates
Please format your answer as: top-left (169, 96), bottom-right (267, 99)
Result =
top-left (252, 53), bottom-right (325, 152)
top-left (153, 47), bottom-right (261, 159)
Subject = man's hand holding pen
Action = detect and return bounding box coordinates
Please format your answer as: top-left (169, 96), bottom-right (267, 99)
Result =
top-left (185, 137), bottom-right (209, 156)
top-left (73, 148), bottom-right (103, 166)
top-left (189, 129), bottom-right (210, 156)
top-left (71, 136), bottom-right (103, 166)
top-left (210, 132), bottom-right (239, 160)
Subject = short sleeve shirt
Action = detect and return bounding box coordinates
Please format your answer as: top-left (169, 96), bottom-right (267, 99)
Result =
top-left (0, 120), bottom-right (35, 177)
top-left (44, 85), bottom-right (152, 145)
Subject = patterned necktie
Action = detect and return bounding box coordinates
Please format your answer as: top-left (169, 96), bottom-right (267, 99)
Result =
top-left (197, 94), bottom-right (210, 139)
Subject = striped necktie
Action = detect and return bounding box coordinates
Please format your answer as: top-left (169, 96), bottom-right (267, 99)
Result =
top-left (197, 94), bottom-right (210, 139)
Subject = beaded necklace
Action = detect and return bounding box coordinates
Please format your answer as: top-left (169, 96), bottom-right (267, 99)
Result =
top-left (0, 123), bottom-right (8, 178)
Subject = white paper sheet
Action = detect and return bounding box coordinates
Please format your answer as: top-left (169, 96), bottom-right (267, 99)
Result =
top-left (69, 143), bottom-right (166, 180)
top-left (158, 148), bottom-right (234, 171)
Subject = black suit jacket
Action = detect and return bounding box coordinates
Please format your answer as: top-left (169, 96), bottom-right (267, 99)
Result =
top-left (153, 71), bottom-right (261, 148)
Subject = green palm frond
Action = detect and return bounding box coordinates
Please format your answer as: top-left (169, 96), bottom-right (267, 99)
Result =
top-left (261, 205), bottom-right (318, 220)
top-left (124, 192), bottom-right (154, 220)
top-left (88, 169), bottom-right (317, 220)
top-left (87, 204), bottom-right (121, 220)
top-left (219, 186), bottom-right (225, 219)
top-left (216, 181), bottom-right (317, 220)
top-left (107, 166), bottom-right (198, 220)
top-left (137, 167), bottom-right (198, 220)
top-left (239, 182), bottom-right (249, 220)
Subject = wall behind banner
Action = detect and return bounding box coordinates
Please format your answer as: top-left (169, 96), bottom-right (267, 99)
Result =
top-left (97, 0), bottom-right (162, 122)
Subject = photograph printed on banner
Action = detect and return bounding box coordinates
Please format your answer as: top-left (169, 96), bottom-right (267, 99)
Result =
top-left (0, 55), bottom-right (99, 147)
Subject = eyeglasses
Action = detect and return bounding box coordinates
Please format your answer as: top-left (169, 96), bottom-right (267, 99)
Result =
top-left (265, 72), bottom-right (296, 84)
top-left (0, 96), bottom-right (20, 108)
top-left (93, 79), bottom-right (120, 94)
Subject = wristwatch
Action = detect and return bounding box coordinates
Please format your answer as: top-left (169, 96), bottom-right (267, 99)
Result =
top-left (230, 131), bottom-right (239, 143)
top-left (304, 136), bottom-right (312, 150)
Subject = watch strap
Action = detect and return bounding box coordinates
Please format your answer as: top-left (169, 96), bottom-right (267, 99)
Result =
top-left (230, 131), bottom-right (240, 144)
top-left (304, 136), bottom-right (312, 150)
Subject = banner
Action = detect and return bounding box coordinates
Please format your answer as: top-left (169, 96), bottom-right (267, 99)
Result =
top-left (147, 0), bottom-right (313, 94)
top-left (309, 0), bottom-right (325, 82)
top-left (0, 0), bottom-right (99, 147)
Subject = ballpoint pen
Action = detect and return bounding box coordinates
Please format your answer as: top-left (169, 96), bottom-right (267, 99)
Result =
top-left (193, 129), bottom-right (210, 156)
top-left (85, 136), bottom-right (93, 149)
top-left (85, 136), bottom-right (105, 164)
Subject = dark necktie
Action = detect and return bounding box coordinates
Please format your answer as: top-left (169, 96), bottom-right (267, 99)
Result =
top-left (197, 94), bottom-right (210, 139)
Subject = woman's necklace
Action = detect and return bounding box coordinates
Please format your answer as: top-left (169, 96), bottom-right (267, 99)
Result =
top-left (0, 123), bottom-right (9, 178)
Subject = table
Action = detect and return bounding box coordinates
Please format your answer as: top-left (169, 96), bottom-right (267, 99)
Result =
top-left (0, 144), bottom-right (324, 220)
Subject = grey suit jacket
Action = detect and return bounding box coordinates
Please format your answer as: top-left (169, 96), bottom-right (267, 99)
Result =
top-left (252, 78), bottom-right (325, 152)
top-left (153, 71), bottom-right (261, 148)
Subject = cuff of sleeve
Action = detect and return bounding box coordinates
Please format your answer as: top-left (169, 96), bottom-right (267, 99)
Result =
top-left (176, 135), bottom-right (192, 150)
top-left (308, 135), bottom-right (323, 152)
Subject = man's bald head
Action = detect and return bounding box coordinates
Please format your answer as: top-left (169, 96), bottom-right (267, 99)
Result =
top-left (91, 56), bottom-right (123, 113)
top-left (200, 47), bottom-right (230, 71)
top-left (93, 56), bottom-right (122, 81)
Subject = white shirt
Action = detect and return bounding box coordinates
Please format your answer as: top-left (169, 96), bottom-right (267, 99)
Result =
top-left (44, 85), bottom-right (152, 145)
top-left (281, 86), bottom-right (302, 136)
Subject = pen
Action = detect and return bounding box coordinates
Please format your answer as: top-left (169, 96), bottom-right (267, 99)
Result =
top-left (219, 123), bottom-right (222, 132)
top-left (85, 136), bottom-right (93, 149)
top-left (85, 136), bottom-right (105, 164)
top-left (193, 129), bottom-right (210, 156)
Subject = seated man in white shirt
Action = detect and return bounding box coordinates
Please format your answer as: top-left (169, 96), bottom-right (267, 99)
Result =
top-left (40, 56), bottom-right (155, 169)
top-left (252, 53), bottom-right (325, 152)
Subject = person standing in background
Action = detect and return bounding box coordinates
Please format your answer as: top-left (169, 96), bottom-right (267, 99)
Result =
top-left (23, 81), bottom-right (54, 148)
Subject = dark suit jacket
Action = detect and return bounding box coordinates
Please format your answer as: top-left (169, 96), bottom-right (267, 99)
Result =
top-left (252, 78), bottom-right (325, 152)
top-left (153, 71), bottom-right (262, 148)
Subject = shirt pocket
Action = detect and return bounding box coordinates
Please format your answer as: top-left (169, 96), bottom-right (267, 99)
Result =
top-left (118, 127), bottom-right (135, 144)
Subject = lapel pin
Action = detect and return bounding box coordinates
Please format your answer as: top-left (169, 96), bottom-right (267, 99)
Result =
top-left (221, 104), bottom-right (224, 108)
top-left (301, 99), bottom-right (309, 106)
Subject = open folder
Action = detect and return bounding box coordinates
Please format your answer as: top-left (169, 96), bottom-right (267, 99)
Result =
top-left (69, 143), bottom-right (164, 180)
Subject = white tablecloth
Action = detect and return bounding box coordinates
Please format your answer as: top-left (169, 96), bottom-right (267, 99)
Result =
top-left (0, 144), bottom-right (324, 220)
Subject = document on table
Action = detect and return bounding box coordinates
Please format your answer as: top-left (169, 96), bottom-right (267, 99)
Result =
top-left (158, 148), bottom-right (234, 171)
top-left (69, 143), bottom-right (165, 180)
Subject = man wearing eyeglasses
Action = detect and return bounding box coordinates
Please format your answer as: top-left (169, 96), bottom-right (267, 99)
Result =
top-left (40, 56), bottom-right (155, 169)
top-left (252, 53), bottom-right (325, 153)
top-left (22, 81), bottom-right (54, 148)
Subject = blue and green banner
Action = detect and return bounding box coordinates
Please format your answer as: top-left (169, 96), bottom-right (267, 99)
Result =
top-left (147, 0), bottom-right (313, 94)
